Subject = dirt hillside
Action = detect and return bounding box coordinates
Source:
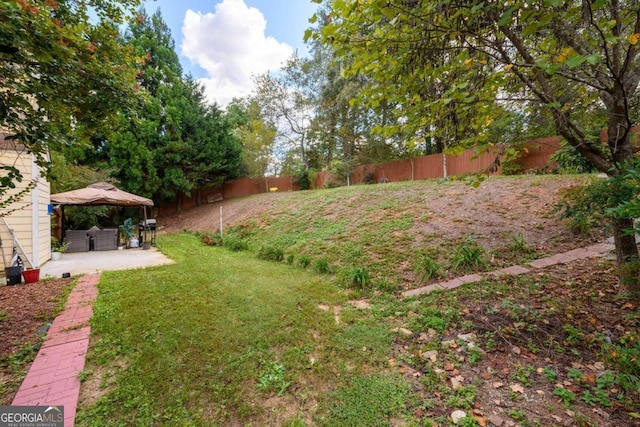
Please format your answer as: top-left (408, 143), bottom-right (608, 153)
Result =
top-left (157, 175), bottom-right (602, 256)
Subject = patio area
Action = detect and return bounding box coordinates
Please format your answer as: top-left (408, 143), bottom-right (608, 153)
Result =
top-left (40, 247), bottom-right (173, 278)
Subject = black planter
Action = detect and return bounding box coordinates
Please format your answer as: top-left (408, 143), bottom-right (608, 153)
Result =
top-left (5, 266), bottom-right (22, 286)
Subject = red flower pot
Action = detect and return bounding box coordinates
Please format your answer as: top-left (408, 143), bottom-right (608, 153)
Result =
top-left (22, 268), bottom-right (40, 284)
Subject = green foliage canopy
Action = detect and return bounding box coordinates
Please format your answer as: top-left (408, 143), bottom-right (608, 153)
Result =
top-left (313, 0), bottom-right (640, 172)
top-left (0, 0), bottom-right (142, 173)
top-left (226, 98), bottom-right (277, 178)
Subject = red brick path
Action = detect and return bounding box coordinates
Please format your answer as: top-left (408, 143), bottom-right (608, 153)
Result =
top-left (12, 274), bottom-right (100, 427)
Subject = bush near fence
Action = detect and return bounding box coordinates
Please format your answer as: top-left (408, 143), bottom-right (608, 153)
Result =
top-left (156, 138), bottom-right (561, 216)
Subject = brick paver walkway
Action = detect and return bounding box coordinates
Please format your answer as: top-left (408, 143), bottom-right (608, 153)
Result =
top-left (402, 242), bottom-right (614, 298)
top-left (12, 274), bottom-right (100, 427)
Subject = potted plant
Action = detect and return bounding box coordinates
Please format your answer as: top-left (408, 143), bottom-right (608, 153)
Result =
top-left (22, 267), bottom-right (40, 283)
top-left (119, 218), bottom-right (139, 248)
top-left (51, 237), bottom-right (69, 261)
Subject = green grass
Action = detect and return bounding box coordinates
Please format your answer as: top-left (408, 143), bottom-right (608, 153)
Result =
top-left (320, 375), bottom-right (410, 426)
top-left (76, 234), bottom-right (404, 426)
top-left (74, 229), bottom-right (640, 425)
top-left (219, 182), bottom-right (445, 286)
top-left (73, 176), bottom-right (635, 425)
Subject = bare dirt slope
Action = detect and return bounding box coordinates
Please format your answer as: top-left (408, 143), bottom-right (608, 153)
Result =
top-left (158, 191), bottom-right (292, 235)
top-left (157, 175), bottom-right (601, 256)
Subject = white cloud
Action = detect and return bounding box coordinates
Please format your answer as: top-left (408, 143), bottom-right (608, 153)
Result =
top-left (181, 0), bottom-right (293, 107)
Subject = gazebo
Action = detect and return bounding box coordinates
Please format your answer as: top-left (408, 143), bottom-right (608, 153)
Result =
top-left (50, 182), bottom-right (154, 251)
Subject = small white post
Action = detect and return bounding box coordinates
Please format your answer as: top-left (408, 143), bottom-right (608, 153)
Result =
top-left (443, 154), bottom-right (448, 178)
top-left (219, 205), bottom-right (223, 237)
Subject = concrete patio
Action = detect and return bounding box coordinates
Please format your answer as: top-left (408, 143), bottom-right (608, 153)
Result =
top-left (39, 247), bottom-right (174, 278)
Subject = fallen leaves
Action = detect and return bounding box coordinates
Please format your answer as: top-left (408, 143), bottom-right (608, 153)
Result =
top-left (450, 375), bottom-right (465, 390)
top-left (510, 384), bottom-right (525, 394)
top-left (391, 256), bottom-right (638, 426)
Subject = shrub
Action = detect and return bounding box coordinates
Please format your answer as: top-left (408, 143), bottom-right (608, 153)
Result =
top-left (228, 223), bottom-right (257, 239)
top-left (555, 170), bottom-right (640, 235)
top-left (294, 167), bottom-right (311, 190)
top-left (286, 254), bottom-right (295, 265)
top-left (51, 237), bottom-right (70, 253)
top-left (201, 233), bottom-right (222, 246)
top-left (257, 245), bottom-right (284, 262)
top-left (223, 236), bottom-right (248, 252)
top-left (549, 139), bottom-right (599, 174)
top-left (313, 257), bottom-right (331, 274)
top-left (415, 254), bottom-right (442, 282)
top-left (297, 255), bottom-right (311, 269)
top-left (361, 171), bottom-right (376, 185)
top-left (500, 146), bottom-right (525, 176)
top-left (345, 267), bottom-right (371, 289)
top-left (450, 236), bottom-right (488, 272)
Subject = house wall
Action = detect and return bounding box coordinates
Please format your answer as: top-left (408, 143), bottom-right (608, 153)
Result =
top-left (0, 139), bottom-right (51, 269)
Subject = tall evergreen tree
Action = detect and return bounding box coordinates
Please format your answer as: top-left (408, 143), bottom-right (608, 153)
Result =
top-left (109, 9), bottom-right (242, 200)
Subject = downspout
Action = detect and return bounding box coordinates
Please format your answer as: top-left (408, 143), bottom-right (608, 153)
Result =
top-left (31, 156), bottom-right (40, 266)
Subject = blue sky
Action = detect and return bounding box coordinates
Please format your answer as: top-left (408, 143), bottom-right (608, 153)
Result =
top-left (142, 0), bottom-right (318, 106)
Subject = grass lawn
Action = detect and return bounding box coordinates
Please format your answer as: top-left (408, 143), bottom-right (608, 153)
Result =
top-left (76, 234), bottom-right (407, 426)
top-left (75, 178), bottom-right (639, 426)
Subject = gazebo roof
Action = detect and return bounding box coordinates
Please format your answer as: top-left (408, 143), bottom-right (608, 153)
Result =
top-left (50, 182), bottom-right (153, 207)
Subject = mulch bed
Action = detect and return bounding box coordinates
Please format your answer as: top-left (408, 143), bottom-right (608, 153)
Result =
top-left (0, 278), bottom-right (74, 404)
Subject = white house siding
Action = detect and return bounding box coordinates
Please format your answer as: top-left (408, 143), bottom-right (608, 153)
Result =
top-left (0, 139), bottom-right (51, 269)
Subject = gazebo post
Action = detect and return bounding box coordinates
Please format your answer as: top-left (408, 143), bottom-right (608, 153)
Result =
top-left (61, 205), bottom-right (65, 240)
top-left (142, 206), bottom-right (148, 247)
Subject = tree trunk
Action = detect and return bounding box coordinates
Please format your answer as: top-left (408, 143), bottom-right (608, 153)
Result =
top-left (612, 216), bottom-right (640, 299)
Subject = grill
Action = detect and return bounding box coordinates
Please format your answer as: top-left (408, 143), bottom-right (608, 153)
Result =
top-left (138, 219), bottom-right (157, 246)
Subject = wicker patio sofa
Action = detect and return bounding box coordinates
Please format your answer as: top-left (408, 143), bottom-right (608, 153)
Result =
top-left (63, 230), bottom-right (90, 253)
top-left (93, 228), bottom-right (119, 251)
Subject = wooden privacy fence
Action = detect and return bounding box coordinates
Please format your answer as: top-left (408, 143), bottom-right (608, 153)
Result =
top-left (156, 137), bottom-right (561, 216)
top-left (157, 176), bottom-right (300, 216)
